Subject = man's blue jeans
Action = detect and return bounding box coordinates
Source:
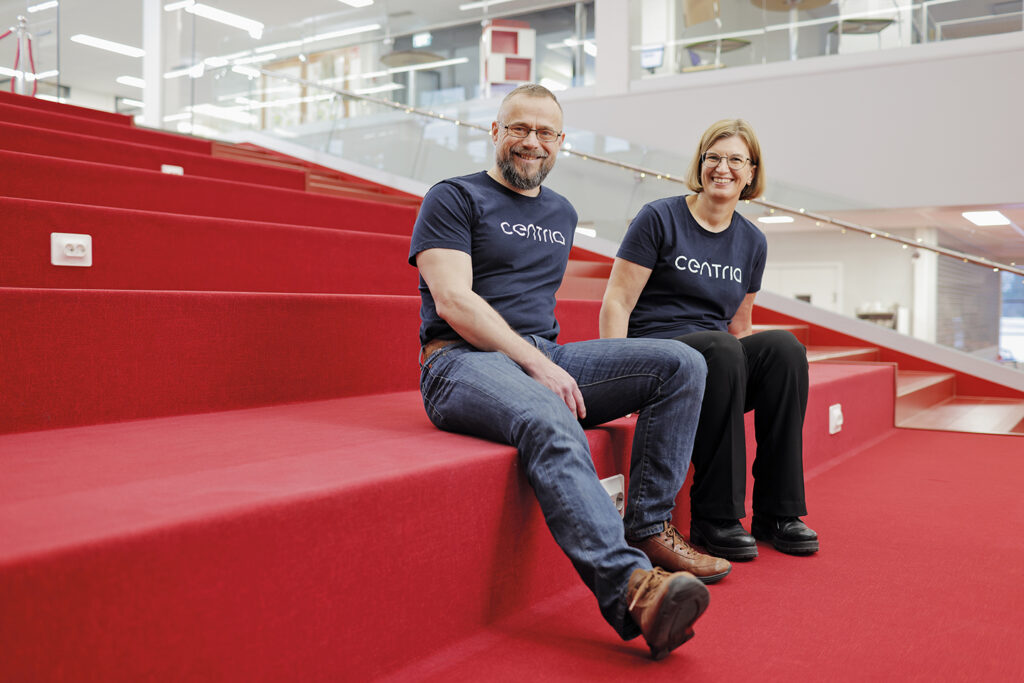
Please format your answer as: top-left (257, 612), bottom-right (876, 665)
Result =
top-left (419, 335), bottom-right (707, 639)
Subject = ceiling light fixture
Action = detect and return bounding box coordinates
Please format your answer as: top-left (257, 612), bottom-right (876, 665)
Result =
top-left (165, 1), bottom-right (264, 40)
top-left (116, 75), bottom-right (146, 89)
top-left (27, 1), bottom-right (59, 12)
top-left (459, 0), bottom-right (515, 10)
top-left (71, 34), bottom-right (145, 58)
top-left (757, 216), bottom-right (795, 224)
top-left (254, 23), bottom-right (380, 53)
top-left (338, 0), bottom-right (374, 7)
top-left (962, 210), bottom-right (1010, 226)
top-left (352, 82), bottom-right (404, 95)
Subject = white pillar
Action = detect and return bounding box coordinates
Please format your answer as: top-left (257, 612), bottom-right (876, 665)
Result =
top-left (912, 227), bottom-right (938, 343)
top-left (142, 0), bottom-right (163, 128)
top-left (595, 0), bottom-right (630, 97)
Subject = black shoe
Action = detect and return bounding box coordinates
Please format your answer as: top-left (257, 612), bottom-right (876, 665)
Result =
top-left (689, 518), bottom-right (758, 562)
top-left (751, 516), bottom-right (819, 555)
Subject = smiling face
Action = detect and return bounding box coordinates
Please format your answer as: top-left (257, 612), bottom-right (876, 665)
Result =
top-left (700, 135), bottom-right (756, 206)
top-left (489, 93), bottom-right (564, 196)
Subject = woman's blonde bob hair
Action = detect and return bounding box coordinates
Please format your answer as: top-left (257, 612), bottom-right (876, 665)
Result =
top-left (685, 119), bottom-right (765, 201)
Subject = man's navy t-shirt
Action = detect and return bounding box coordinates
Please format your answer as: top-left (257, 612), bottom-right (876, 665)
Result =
top-left (617, 195), bottom-right (767, 339)
top-left (409, 171), bottom-right (577, 345)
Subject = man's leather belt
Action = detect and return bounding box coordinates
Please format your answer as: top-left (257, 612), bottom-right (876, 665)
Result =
top-left (421, 337), bottom-right (461, 360)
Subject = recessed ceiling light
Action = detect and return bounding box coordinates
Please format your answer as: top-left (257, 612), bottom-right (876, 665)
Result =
top-left (71, 34), bottom-right (144, 58)
top-left (757, 216), bottom-right (795, 224)
top-left (338, 0), bottom-right (374, 7)
top-left (962, 210), bottom-right (1010, 226)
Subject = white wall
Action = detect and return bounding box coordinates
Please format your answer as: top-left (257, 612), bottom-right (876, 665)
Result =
top-left (562, 31), bottom-right (1024, 209)
top-left (763, 228), bottom-right (916, 320)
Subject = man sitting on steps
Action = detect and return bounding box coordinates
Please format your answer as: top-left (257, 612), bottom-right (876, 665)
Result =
top-left (409, 83), bottom-right (729, 659)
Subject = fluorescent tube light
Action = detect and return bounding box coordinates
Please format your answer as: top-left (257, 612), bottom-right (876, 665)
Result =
top-left (460, 0), bottom-right (514, 10)
top-left (254, 23), bottom-right (380, 53)
top-left (338, 0), bottom-right (374, 7)
top-left (164, 63), bottom-right (205, 79)
top-left (116, 75), bottom-right (146, 89)
top-left (232, 54), bottom-right (277, 65)
top-left (757, 216), bottom-right (795, 224)
top-left (71, 34), bottom-right (145, 58)
top-left (165, 2), bottom-right (263, 39)
top-left (121, 98), bottom-right (145, 108)
top-left (231, 65), bottom-right (261, 78)
top-left (391, 57), bottom-right (468, 74)
top-left (962, 211), bottom-right (1010, 226)
top-left (27, 1), bottom-right (59, 12)
top-left (352, 82), bottom-right (404, 95)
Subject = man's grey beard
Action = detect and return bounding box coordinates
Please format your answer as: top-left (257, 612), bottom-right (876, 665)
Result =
top-left (497, 154), bottom-right (552, 191)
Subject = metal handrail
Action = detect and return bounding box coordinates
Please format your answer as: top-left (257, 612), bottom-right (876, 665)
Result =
top-left (244, 66), bottom-right (1024, 279)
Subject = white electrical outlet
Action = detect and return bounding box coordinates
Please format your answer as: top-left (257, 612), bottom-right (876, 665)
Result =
top-left (600, 474), bottom-right (625, 518)
top-left (828, 403), bottom-right (844, 435)
top-left (51, 233), bottom-right (93, 267)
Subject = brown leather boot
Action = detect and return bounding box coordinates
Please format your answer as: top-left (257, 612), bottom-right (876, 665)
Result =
top-left (627, 567), bottom-right (710, 660)
top-left (630, 521), bottom-right (732, 584)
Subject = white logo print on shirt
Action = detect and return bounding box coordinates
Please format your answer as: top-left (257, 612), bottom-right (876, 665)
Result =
top-left (674, 254), bottom-right (742, 283)
top-left (500, 221), bottom-right (567, 246)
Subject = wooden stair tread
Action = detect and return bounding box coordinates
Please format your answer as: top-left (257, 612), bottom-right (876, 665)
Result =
top-left (896, 370), bottom-right (957, 397)
top-left (898, 396), bottom-right (1024, 435)
top-left (805, 346), bottom-right (878, 362)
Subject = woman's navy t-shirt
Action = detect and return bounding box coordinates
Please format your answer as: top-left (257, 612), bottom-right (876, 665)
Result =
top-left (617, 195), bottom-right (767, 339)
top-left (409, 171), bottom-right (577, 345)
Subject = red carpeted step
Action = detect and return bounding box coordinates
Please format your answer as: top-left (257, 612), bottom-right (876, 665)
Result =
top-left (0, 288), bottom-right (421, 433)
top-left (0, 121), bottom-right (306, 189)
top-left (564, 260), bottom-right (613, 278)
top-left (0, 150), bottom-right (418, 235)
top-left (214, 142), bottom-right (422, 200)
top-left (754, 308), bottom-right (1020, 399)
top-left (0, 90), bottom-right (132, 126)
top-left (0, 197), bottom-right (416, 294)
top-left (0, 288), bottom-right (604, 434)
top-left (556, 274), bottom-right (609, 300)
top-left (0, 362), bottom-right (906, 681)
top-left (0, 391), bottom-right (635, 681)
top-left (376, 430), bottom-right (1024, 682)
top-left (0, 101), bottom-right (210, 153)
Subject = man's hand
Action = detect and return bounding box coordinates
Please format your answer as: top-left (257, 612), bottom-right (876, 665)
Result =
top-left (417, 247), bottom-right (586, 419)
top-left (521, 353), bottom-right (587, 420)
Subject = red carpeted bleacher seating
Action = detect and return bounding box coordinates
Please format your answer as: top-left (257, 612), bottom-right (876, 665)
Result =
top-left (9, 93), bottom-right (1015, 681)
top-left (0, 121), bottom-right (307, 189)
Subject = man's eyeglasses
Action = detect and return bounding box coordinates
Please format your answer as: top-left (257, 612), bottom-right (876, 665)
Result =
top-left (702, 152), bottom-right (752, 171)
top-left (502, 124), bottom-right (562, 143)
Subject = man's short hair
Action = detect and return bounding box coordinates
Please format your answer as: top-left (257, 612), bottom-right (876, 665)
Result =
top-left (685, 119), bottom-right (765, 201)
top-left (499, 83), bottom-right (563, 115)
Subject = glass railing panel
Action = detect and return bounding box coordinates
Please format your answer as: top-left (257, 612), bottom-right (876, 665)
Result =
top-left (630, 0), bottom-right (1020, 82)
top-left (181, 67), bottom-right (1024, 373)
